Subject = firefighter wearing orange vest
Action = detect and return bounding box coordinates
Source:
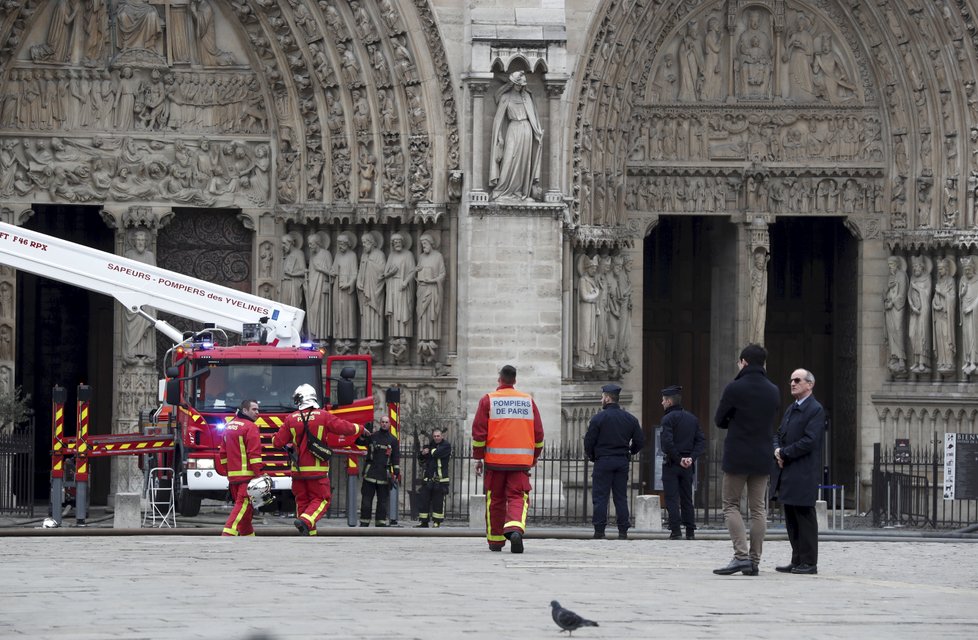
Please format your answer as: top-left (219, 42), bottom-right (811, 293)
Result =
top-left (273, 384), bottom-right (364, 536)
top-left (215, 399), bottom-right (264, 537)
top-left (471, 364), bottom-right (544, 553)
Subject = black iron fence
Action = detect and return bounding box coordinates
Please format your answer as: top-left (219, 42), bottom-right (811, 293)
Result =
top-left (871, 442), bottom-right (977, 529)
top-left (0, 414), bottom-right (35, 517)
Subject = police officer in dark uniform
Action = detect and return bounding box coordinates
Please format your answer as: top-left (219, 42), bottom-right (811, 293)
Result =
top-left (584, 383), bottom-right (645, 539)
top-left (659, 385), bottom-right (706, 540)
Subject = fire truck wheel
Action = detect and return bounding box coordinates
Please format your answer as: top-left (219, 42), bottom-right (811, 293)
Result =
top-left (177, 488), bottom-right (202, 517)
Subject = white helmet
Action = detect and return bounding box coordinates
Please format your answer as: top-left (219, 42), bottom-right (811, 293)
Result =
top-left (292, 384), bottom-right (320, 410)
top-left (42, 517), bottom-right (60, 529)
top-left (246, 475), bottom-right (274, 509)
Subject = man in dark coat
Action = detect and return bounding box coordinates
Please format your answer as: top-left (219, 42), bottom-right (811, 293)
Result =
top-left (712, 344), bottom-right (781, 576)
top-left (774, 368), bottom-right (826, 575)
top-left (584, 383), bottom-right (645, 540)
top-left (659, 385), bottom-right (706, 540)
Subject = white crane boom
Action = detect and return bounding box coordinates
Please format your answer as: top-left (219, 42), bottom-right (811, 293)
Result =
top-left (0, 221), bottom-right (304, 347)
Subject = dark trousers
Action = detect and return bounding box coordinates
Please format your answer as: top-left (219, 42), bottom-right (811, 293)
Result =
top-left (662, 464), bottom-right (695, 531)
top-left (418, 480), bottom-right (448, 523)
top-left (591, 456), bottom-right (630, 532)
top-left (783, 503), bottom-right (818, 566)
top-left (360, 480), bottom-right (391, 524)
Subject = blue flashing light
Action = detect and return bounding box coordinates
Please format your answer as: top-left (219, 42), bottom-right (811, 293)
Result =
top-left (300, 341), bottom-right (315, 350)
top-left (199, 341), bottom-right (214, 350)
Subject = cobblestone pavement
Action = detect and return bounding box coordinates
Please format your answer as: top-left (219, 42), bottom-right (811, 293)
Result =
top-left (1, 520), bottom-right (976, 640)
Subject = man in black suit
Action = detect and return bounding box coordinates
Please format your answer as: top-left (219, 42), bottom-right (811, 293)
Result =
top-left (712, 344), bottom-right (781, 576)
top-left (773, 368), bottom-right (826, 575)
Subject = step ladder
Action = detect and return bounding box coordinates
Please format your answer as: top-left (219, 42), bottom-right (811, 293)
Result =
top-left (143, 467), bottom-right (176, 528)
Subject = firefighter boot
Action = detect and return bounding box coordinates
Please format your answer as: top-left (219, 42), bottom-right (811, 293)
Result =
top-left (415, 521), bottom-right (429, 528)
top-left (507, 531), bottom-right (524, 554)
top-left (294, 518), bottom-right (310, 536)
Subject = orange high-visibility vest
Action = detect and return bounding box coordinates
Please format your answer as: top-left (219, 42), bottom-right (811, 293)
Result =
top-left (485, 388), bottom-right (535, 468)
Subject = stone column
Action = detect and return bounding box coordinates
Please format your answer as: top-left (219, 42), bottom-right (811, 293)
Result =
top-left (747, 216), bottom-right (771, 347)
top-left (465, 77), bottom-right (492, 201)
top-left (546, 79), bottom-right (568, 201)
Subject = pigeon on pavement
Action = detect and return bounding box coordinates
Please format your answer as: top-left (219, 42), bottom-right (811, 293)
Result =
top-left (550, 600), bottom-right (599, 635)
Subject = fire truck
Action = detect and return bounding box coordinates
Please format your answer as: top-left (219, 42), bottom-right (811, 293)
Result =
top-left (0, 220), bottom-right (374, 517)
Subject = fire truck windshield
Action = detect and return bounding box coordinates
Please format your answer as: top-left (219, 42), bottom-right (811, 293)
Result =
top-left (193, 361), bottom-right (321, 413)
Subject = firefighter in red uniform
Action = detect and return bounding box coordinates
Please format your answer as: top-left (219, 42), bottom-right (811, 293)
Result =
top-left (273, 383), bottom-right (364, 536)
top-left (471, 364), bottom-right (544, 553)
top-left (215, 399), bottom-right (264, 537)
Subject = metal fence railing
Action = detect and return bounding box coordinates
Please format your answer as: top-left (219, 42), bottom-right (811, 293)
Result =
top-left (0, 414), bottom-right (35, 517)
top-left (871, 441), bottom-right (977, 529)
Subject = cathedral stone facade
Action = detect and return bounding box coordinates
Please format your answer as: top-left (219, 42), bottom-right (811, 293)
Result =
top-left (1, 0), bottom-right (976, 506)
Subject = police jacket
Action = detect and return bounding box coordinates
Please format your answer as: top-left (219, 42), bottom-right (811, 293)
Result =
top-left (216, 416), bottom-right (263, 484)
top-left (584, 403), bottom-right (645, 462)
top-left (362, 429), bottom-right (400, 484)
top-left (272, 407), bottom-right (363, 480)
top-left (714, 364), bottom-right (781, 475)
top-left (420, 439), bottom-right (452, 482)
top-left (660, 404), bottom-right (706, 466)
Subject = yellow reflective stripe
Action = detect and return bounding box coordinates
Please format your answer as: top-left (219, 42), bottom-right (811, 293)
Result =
top-left (298, 465), bottom-right (330, 472)
top-left (222, 527), bottom-right (239, 536)
top-left (227, 470), bottom-right (255, 477)
top-left (472, 440), bottom-right (486, 447)
top-left (534, 441), bottom-right (544, 448)
top-left (226, 497), bottom-right (251, 534)
top-left (487, 533), bottom-right (506, 542)
top-left (248, 457), bottom-right (262, 464)
top-left (308, 499), bottom-right (328, 523)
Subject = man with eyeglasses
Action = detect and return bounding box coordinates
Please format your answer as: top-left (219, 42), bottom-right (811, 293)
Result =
top-left (773, 369), bottom-right (826, 575)
top-left (712, 344), bottom-right (781, 576)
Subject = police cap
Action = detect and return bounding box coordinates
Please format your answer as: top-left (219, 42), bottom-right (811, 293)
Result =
top-left (661, 385), bottom-right (683, 397)
top-left (601, 383), bottom-right (622, 395)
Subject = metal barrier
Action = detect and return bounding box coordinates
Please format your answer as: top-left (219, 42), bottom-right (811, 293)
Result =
top-left (0, 411), bottom-right (34, 517)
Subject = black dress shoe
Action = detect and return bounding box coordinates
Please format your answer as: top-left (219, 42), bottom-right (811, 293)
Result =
top-left (669, 529), bottom-right (682, 540)
top-left (618, 530), bottom-right (628, 540)
top-left (685, 528), bottom-right (695, 540)
top-left (775, 564), bottom-right (795, 573)
top-left (593, 530), bottom-right (606, 539)
top-left (713, 557), bottom-right (753, 575)
top-left (509, 531), bottom-right (524, 554)
top-left (742, 562), bottom-right (759, 576)
top-left (791, 564), bottom-right (817, 574)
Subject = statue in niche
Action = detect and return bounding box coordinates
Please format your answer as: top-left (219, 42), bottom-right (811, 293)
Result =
top-left (191, 0), bottom-right (235, 66)
top-left (381, 233), bottom-right (416, 338)
top-left (357, 231), bottom-right (385, 350)
top-left (883, 256), bottom-right (908, 374)
top-left (813, 35), bottom-right (856, 104)
top-left (782, 13), bottom-right (816, 101)
top-left (116, 0), bottom-right (163, 53)
top-left (305, 232), bottom-right (332, 342)
top-left (701, 16), bottom-right (723, 100)
top-left (32, 0), bottom-right (78, 63)
top-left (614, 255), bottom-right (634, 374)
top-left (960, 256), bottom-right (978, 375)
top-left (123, 229), bottom-right (157, 364)
top-left (0, 325), bottom-right (12, 362)
top-left (331, 232), bottom-right (359, 350)
top-left (0, 282), bottom-right (12, 319)
top-left (574, 255), bottom-right (600, 372)
top-left (489, 71), bottom-right (544, 202)
top-left (280, 232), bottom-right (306, 309)
top-left (933, 256), bottom-right (957, 374)
top-left (594, 256), bottom-right (615, 373)
top-left (908, 255), bottom-right (933, 374)
top-left (736, 10), bottom-right (772, 99)
top-left (677, 21), bottom-right (703, 102)
top-left (258, 241), bottom-right (273, 279)
top-left (415, 233), bottom-right (446, 364)
top-left (750, 247), bottom-right (769, 345)
top-left (84, 0), bottom-right (109, 63)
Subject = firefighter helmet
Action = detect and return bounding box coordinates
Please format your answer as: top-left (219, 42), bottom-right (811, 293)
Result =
top-left (42, 517), bottom-right (59, 529)
top-left (292, 383), bottom-right (320, 409)
top-left (246, 475), bottom-right (274, 509)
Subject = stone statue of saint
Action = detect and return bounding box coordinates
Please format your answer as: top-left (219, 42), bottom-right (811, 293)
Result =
top-left (381, 232), bottom-right (416, 338)
top-left (279, 232), bottom-right (306, 309)
top-left (331, 231), bottom-right (359, 343)
top-left (191, 0), bottom-right (235, 66)
top-left (736, 10), bottom-right (772, 99)
top-left (305, 232), bottom-right (332, 342)
top-left (750, 248), bottom-right (769, 345)
top-left (356, 230), bottom-right (385, 346)
top-left (489, 71), bottom-right (544, 202)
top-left (677, 21), bottom-right (703, 102)
top-left (574, 255), bottom-right (600, 372)
top-left (884, 255), bottom-right (908, 374)
top-left (123, 229), bottom-right (157, 363)
top-left (701, 17), bottom-right (724, 101)
top-left (932, 256), bottom-right (957, 374)
top-left (615, 255), bottom-right (634, 374)
top-left (598, 255), bottom-right (619, 374)
top-left (782, 13), bottom-right (816, 101)
top-left (908, 255), bottom-right (933, 374)
top-left (959, 256), bottom-right (978, 375)
top-left (415, 233), bottom-right (446, 362)
top-left (44, 0), bottom-right (79, 63)
top-left (116, 0), bottom-right (163, 52)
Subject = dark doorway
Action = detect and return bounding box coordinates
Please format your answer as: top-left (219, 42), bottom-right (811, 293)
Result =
top-left (643, 216), bottom-right (718, 490)
top-left (16, 205), bottom-right (116, 503)
top-left (765, 217), bottom-right (858, 495)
